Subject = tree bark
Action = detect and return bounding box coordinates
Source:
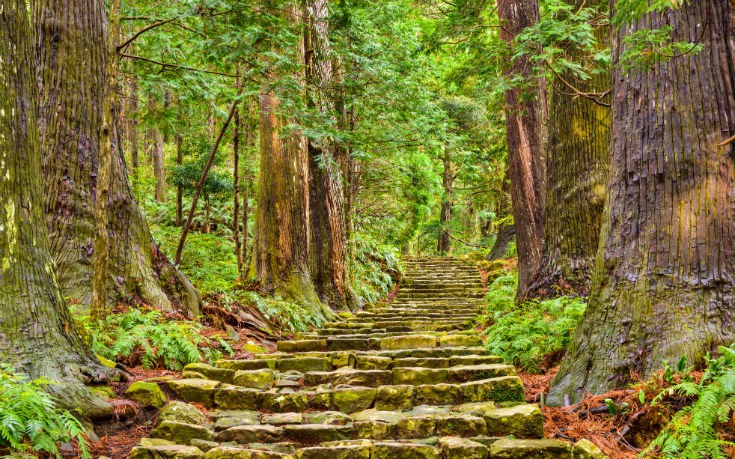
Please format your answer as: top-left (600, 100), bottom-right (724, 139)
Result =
top-left (0, 0), bottom-right (114, 418)
top-left (35, 0), bottom-right (200, 315)
top-left (304, 0), bottom-right (354, 310)
top-left (497, 0), bottom-right (547, 300)
top-left (250, 87), bottom-right (333, 320)
top-left (549, 0), bottom-right (735, 405)
top-left (437, 150), bottom-right (454, 255)
top-left (234, 102), bottom-right (243, 272)
top-left (146, 99), bottom-right (167, 202)
top-left (525, 0), bottom-right (611, 299)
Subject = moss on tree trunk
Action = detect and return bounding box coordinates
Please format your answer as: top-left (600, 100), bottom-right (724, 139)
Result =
top-left (34, 0), bottom-right (199, 315)
top-left (549, 0), bottom-right (735, 405)
top-left (0, 0), bottom-right (114, 419)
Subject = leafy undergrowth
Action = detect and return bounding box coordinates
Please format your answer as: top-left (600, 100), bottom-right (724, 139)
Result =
top-left (479, 273), bottom-right (586, 373)
top-left (0, 366), bottom-right (90, 459)
top-left (74, 307), bottom-right (233, 371)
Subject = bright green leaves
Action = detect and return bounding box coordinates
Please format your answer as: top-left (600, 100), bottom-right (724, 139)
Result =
top-left (612, 0), bottom-right (687, 27)
top-left (0, 366), bottom-right (90, 459)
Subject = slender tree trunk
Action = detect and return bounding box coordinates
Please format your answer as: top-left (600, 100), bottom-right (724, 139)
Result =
top-left (0, 0), bottom-right (114, 418)
top-left (437, 150), bottom-right (454, 255)
top-left (35, 0), bottom-right (200, 315)
top-left (525, 0), bottom-right (611, 299)
top-left (304, 0), bottom-right (353, 310)
top-left (234, 94), bottom-right (243, 271)
top-left (249, 87), bottom-right (332, 320)
top-left (497, 0), bottom-right (547, 300)
top-left (147, 110), bottom-right (167, 202)
top-left (175, 129), bottom-right (184, 226)
top-left (128, 78), bottom-right (140, 182)
top-left (242, 111), bottom-right (251, 270)
top-left (550, 0), bottom-right (735, 405)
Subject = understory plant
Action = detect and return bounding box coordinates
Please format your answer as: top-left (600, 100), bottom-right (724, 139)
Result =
top-left (350, 234), bottom-right (402, 306)
top-left (643, 346), bottom-right (735, 459)
top-left (0, 366), bottom-right (89, 459)
top-left (232, 290), bottom-right (323, 333)
top-left (76, 308), bottom-right (232, 370)
top-left (480, 274), bottom-right (586, 372)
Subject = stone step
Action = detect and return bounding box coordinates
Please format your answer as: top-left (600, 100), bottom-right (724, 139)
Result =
top-left (275, 334), bottom-right (482, 353)
top-left (300, 364), bottom-right (515, 388)
top-left (166, 376), bottom-right (526, 412)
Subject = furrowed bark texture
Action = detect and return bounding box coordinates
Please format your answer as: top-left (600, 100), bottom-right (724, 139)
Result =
top-left (550, 0), bottom-right (735, 405)
top-left (251, 88), bottom-right (332, 320)
top-left (305, 0), bottom-right (354, 310)
top-left (35, 0), bottom-right (200, 314)
top-left (525, 0), bottom-right (611, 299)
top-left (0, 0), bottom-right (113, 418)
top-left (437, 151), bottom-right (454, 255)
top-left (497, 0), bottom-right (547, 300)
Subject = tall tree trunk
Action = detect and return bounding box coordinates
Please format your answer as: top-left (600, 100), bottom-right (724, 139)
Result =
top-left (437, 150), bottom-right (454, 255)
top-left (305, 0), bottom-right (354, 310)
top-left (147, 119), bottom-right (167, 202)
top-left (128, 77), bottom-right (140, 181)
top-left (549, 0), bottom-right (735, 405)
top-left (0, 0), bottom-right (114, 418)
top-left (497, 0), bottom-right (547, 300)
top-left (525, 0), bottom-right (611, 299)
top-left (242, 111), bottom-right (252, 270)
top-left (250, 88), bottom-right (332, 320)
top-left (91, 0), bottom-right (121, 321)
top-left (35, 0), bottom-right (200, 315)
top-left (175, 130), bottom-right (184, 226)
top-left (234, 103), bottom-right (242, 271)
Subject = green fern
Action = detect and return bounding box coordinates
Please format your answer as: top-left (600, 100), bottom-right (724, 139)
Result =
top-left (75, 308), bottom-right (233, 371)
top-left (644, 346), bottom-right (735, 459)
top-left (0, 366), bottom-right (89, 459)
top-left (480, 274), bottom-right (586, 373)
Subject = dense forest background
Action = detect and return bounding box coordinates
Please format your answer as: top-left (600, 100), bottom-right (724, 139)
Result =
top-left (3, 0), bottom-right (735, 458)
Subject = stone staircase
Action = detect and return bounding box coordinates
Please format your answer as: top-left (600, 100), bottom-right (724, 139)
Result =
top-left (128, 257), bottom-right (604, 459)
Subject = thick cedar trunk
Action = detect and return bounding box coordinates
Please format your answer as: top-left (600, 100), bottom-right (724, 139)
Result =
top-left (437, 150), bottom-right (453, 255)
top-left (250, 89), bottom-right (332, 320)
top-left (497, 0), bottom-right (547, 300)
top-left (525, 0), bottom-right (611, 299)
top-left (0, 0), bottom-right (113, 418)
top-left (35, 0), bottom-right (200, 315)
top-left (549, 0), bottom-right (735, 404)
top-left (305, 0), bottom-right (354, 310)
top-left (91, 0), bottom-right (121, 320)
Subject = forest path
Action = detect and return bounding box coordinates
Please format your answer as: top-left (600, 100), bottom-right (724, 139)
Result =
top-left (126, 257), bottom-right (599, 458)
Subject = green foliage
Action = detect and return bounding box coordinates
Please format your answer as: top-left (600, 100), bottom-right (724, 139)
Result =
top-left (351, 234), bottom-right (402, 306)
top-left (233, 291), bottom-right (323, 333)
top-left (480, 274), bottom-right (587, 373)
top-left (643, 346), bottom-right (735, 459)
top-left (0, 366), bottom-right (89, 459)
top-left (77, 308), bottom-right (232, 371)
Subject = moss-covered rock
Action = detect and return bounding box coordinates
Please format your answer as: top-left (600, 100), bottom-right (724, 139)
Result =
top-left (392, 368), bottom-right (448, 386)
top-left (414, 383), bottom-right (460, 405)
top-left (277, 340), bottom-right (327, 353)
top-left (573, 439), bottom-right (607, 459)
top-left (168, 379), bottom-right (220, 407)
top-left (130, 444), bottom-right (204, 459)
top-left (150, 421), bottom-right (215, 445)
top-left (261, 391), bottom-right (310, 412)
top-left (354, 355), bottom-right (393, 370)
top-left (332, 387), bottom-right (376, 413)
top-left (217, 359), bottom-right (277, 371)
top-left (278, 358), bottom-right (332, 373)
top-left (438, 436), bottom-right (488, 459)
top-left (393, 416), bottom-right (435, 438)
top-left (483, 404), bottom-right (543, 438)
top-left (159, 401), bottom-right (207, 425)
top-left (459, 376), bottom-right (525, 403)
top-left (233, 369), bottom-right (275, 390)
top-left (303, 411), bottom-right (352, 425)
top-left (439, 335), bottom-right (482, 348)
top-left (380, 335), bottom-right (437, 351)
top-left (183, 363), bottom-right (236, 384)
top-left (126, 381), bottom-right (166, 408)
top-left (282, 424), bottom-right (355, 444)
top-left (214, 385), bottom-right (261, 410)
top-left (489, 439), bottom-right (572, 459)
top-left (372, 442), bottom-right (441, 459)
top-left (374, 385), bottom-right (414, 411)
top-left (296, 444), bottom-right (371, 459)
top-left (217, 424), bottom-right (283, 444)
